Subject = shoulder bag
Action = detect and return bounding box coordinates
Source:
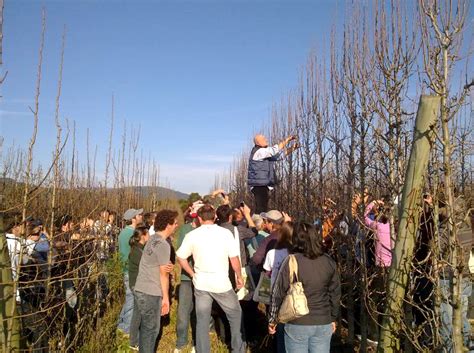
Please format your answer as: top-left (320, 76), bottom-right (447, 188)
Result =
top-left (278, 254), bottom-right (309, 323)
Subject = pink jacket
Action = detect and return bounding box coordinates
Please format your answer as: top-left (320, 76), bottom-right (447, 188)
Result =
top-left (364, 202), bottom-right (392, 267)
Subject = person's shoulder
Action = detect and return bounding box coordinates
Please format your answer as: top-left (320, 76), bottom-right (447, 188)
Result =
top-left (146, 234), bottom-right (169, 250)
top-left (179, 223), bottom-right (193, 232)
top-left (216, 225), bottom-right (234, 237)
top-left (266, 248), bottom-right (276, 256)
top-left (320, 253), bottom-right (337, 269)
top-left (118, 226), bottom-right (132, 237)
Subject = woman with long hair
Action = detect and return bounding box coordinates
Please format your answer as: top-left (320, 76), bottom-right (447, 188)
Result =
top-left (268, 222), bottom-right (341, 353)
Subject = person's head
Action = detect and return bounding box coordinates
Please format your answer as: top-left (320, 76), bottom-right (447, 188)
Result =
top-left (57, 214), bottom-right (74, 233)
top-left (108, 211), bottom-right (117, 224)
top-left (292, 222), bottom-right (324, 259)
top-left (254, 134), bottom-right (268, 148)
top-left (275, 221), bottom-right (293, 250)
top-left (216, 205), bottom-right (232, 225)
top-left (129, 225), bottom-right (149, 247)
top-left (232, 208), bottom-right (244, 224)
top-left (260, 210), bottom-right (284, 232)
top-left (80, 217), bottom-right (94, 230)
top-left (7, 221), bottom-right (22, 236)
top-left (376, 206), bottom-right (389, 224)
top-left (99, 209), bottom-right (110, 222)
top-left (123, 208), bottom-right (144, 227)
top-left (183, 207), bottom-right (194, 224)
top-left (252, 214), bottom-right (264, 231)
top-left (154, 209), bottom-right (179, 237)
top-left (26, 224), bottom-right (42, 241)
top-left (143, 212), bottom-right (157, 228)
top-left (197, 204), bottom-right (216, 224)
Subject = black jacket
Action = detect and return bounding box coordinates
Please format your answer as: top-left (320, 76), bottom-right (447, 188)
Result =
top-left (269, 253), bottom-right (341, 325)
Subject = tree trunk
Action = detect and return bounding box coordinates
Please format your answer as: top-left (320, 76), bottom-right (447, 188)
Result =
top-left (0, 216), bottom-right (21, 352)
top-left (378, 95), bottom-right (440, 352)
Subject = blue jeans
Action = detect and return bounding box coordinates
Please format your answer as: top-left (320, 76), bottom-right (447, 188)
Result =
top-left (134, 291), bottom-right (162, 353)
top-left (176, 281), bottom-right (196, 349)
top-left (284, 323), bottom-right (333, 353)
top-left (118, 273), bottom-right (134, 334)
top-left (195, 288), bottom-right (245, 353)
top-left (129, 288), bottom-right (141, 347)
top-left (439, 278), bottom-right (472, 352)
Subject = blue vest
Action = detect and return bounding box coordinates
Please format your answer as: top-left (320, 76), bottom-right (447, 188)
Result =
top-left (247, 146), bottom-right (277, 187)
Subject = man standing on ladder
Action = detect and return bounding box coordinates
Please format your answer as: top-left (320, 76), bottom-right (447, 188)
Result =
top-left (247, 134), bottom-right (298, 213)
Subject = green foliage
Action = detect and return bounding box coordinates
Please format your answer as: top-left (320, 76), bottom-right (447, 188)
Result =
top-left (187, 193), bottom-right (202, 204)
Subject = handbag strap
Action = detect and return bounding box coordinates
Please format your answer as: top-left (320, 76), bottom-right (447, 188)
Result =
top-left (288, 255), bottom-right (299, 283)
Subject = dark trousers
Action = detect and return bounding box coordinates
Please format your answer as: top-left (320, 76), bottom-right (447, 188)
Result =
top-left (251, 186), bottom-right (269, 214)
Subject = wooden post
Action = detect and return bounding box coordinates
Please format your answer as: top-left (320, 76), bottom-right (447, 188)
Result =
top-left (0, 214), bottom-right (21, 352)
top-left (378, 95), bottom-right (440, 352)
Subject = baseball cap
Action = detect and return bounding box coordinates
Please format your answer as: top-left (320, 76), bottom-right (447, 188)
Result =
top-left (260, 210), bottom-right (284, 224)
top-left (123, 208), bottom-right (143, 221)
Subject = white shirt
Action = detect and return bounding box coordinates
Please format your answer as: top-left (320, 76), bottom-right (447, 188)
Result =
top-left (176, 224), bottom-right (239, 293)
top-left (263, 248), bottom-right (289, 287)
top-left (149, 225), bottom-right (155, 236)
top-left (252, 144), bottom-right (282, 161)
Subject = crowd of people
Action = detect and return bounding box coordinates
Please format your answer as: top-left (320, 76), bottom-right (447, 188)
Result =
top-left (3, 133), bottom-right (472, 353)
top-left (5, 209), bottom-right (120, 351)
top-left (115, 191), bottom-right (342, 353)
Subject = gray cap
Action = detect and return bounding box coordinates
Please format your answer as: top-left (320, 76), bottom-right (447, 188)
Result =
top-left (123, 208), bottom-right (143, 221)
top-left (260, 210), bottom-right (284, 224)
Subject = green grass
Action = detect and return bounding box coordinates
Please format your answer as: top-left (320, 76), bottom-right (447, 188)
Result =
top-left (114, 287), bottom-right (274, 353)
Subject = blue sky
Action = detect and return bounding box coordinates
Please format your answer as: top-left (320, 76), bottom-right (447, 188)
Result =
top-left (2, 0), bottom-right (346, 194)
top-left (6, 0), bottom-right (471, 195)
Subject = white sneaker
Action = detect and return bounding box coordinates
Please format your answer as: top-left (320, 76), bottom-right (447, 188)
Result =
top-left (191, 347), bottom-right (196, 353)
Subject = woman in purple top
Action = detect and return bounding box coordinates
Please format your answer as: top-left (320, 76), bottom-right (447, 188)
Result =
top-left (364, 200), bottom-right (392, 267)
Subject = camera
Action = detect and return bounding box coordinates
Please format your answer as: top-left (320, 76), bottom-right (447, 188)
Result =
top-left (240, 201), bottom-right (245, 207)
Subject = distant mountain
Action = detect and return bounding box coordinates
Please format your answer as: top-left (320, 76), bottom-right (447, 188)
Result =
top-left (0, 178), bottom-right (189, 201)
top-left (130, 186), bottom-right (189, 200)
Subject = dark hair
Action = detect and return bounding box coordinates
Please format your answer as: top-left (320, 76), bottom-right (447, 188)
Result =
top-left (197, 205), bottom-right (216, 221)
top-left (292, 222), bottom-right (324, 259)
top-left (26, 224), bottom-right (41, 237)
top-left (129, 225), bottom-right (148, 247)
top-left (154, 210), bottom-right (179, 231)
top-left (183, 208), bottom-right (193, 224)
top-left (143, 212), bottom-right (157, 228)
top-left (56, 214), bottom-right (73, 230)
top-left (376, 206), bottom-right (389, 224)
top-left (231, 208), bottom-right (243, 222)
top-left (216, 205), bottom-right (232, 225)
top-left (275, 221), bottom-right (294, 250)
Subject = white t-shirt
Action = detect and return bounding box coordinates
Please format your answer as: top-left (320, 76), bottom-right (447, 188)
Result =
top-left (176, 224), bottom-right (239, 293)
top-left (149, 225), bottom-right (155, 236)
top-left (263, 248), bottom-right (289, 287)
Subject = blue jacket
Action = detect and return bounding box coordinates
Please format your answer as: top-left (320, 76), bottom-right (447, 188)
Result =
top-left (247, 146), bottom-right (279, 187)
